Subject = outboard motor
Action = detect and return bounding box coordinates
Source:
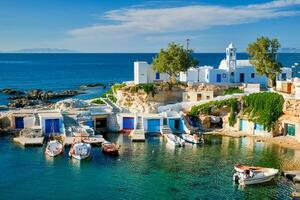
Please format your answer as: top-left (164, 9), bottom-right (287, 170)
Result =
top-left (233, 173), bottom-right (240, 184)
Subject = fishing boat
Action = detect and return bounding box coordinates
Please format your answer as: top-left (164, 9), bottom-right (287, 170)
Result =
top-left (233, 164), bottom-right (278, 185)
top-left (165, 134), bottom-right (185, 147)
top-left (45, 140), bottom-right (63, 157)
top-left (102, 142), bottom-right (120, 156)
top-left (69, 141), bottom-right (91, 160)
top-left (181, 134), bottom-right (203, 144)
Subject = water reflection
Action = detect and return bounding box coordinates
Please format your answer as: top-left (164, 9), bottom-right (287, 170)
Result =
top-left (3, 134), bottom-right (300, 199)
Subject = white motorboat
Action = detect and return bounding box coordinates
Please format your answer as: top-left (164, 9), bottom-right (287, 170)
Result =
top-left (182, 134), bottom-right (203, 144)
top-left (69, 142), bottom-right (91, 160)
top-left (165, 134), bottom-right (185, 147)
top-left (45, 140), bottom-right (63, 157)
top-left (233, 164), bottom-right (278, 185)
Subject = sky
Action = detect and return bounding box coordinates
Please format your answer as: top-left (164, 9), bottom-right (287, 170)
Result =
top-left (0, 0), bottom-right (300, 53)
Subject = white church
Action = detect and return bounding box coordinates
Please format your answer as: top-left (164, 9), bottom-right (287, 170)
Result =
top-left (134, 43), bottom-right (292, 87)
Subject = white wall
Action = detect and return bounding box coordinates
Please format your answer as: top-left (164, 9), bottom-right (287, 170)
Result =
top-left (134, 62), bottom-right (148, 84)
top-left (24, 117), bottom-right (35, 128)
top-left (277, 67), bottom-right (292, 81)
top-left (295, 82), bottom-right (300, 100)
top-left (234, 66), bottom-right (268, 86)
top-left (207, 69), bottom-right (228, 83)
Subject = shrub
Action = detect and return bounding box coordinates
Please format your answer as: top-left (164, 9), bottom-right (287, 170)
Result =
top-left (242, 92), bottom-right (284, 131)
top-left (190, 98), bottom-right (238, 127)
top-left (223, 87), bottom-right (243, 95)
top-left (130, 83), bottom-right (156, 96)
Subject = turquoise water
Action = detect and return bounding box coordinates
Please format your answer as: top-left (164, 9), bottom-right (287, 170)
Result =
top-left (0, 134), bottom-right (298, 200)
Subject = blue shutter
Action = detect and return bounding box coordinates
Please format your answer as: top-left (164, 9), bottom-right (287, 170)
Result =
top-left (147, 119), bottom-right (160, 132)
top-left (15, 117), bottom-right (24, 129)
top-left (123, 117), bottom-right (134, 129)
top-left (45, 119), bottom-right (60, 134)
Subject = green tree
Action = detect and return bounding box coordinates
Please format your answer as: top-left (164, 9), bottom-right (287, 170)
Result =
top-left (247, 36), bottom-right (282, 88)
top-left (152, 42), bottom-right (198, 84)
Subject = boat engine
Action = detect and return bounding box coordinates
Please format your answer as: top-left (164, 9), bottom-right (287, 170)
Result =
top-left (233, 173), bottom-right (240, 184)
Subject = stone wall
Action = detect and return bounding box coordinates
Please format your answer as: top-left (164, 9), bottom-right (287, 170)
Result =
top-left (284, 99), bottom-right (300, 117)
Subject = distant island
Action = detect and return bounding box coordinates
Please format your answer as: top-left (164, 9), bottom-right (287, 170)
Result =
top-left (3, 48), bottom-right (78, 53)
top-left (280, 47), bottom-right (300, 53)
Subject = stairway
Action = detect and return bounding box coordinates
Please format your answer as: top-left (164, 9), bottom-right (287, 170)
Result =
top-left (160, 125), bottom-right (173, 135)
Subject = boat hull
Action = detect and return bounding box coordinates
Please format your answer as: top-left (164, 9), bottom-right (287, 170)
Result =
top-left (45, 140), bottom-right (63, 157)
top-left (69, 142), bottom-right (91, 160)
top-left (233, 165), bottom-right (278, 185)
top-left (165, 134), bottom-right (185, 147)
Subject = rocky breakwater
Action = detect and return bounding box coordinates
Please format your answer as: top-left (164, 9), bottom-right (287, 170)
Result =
top-left (0, 88), bottom-right (80, 108)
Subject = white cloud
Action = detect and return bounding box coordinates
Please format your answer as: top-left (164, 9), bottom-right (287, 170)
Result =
top-left (65, 0), bottom-right (300, 52)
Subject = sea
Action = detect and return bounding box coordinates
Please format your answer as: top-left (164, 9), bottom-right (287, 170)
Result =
top-left (1, 53), bottom-right (300, 199)
top-left (0, 53), bottom-right (300, 105)
top-left (0, 134), bottom-right (299, 200)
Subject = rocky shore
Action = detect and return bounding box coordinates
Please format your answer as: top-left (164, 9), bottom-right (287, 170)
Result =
top-left (0, 82), bottom-right (112, 108)
top-left (5, 89), bottom-right (80, 108)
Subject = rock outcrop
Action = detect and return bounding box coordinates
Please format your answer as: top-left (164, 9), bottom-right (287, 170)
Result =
top-left (6, 89), bottom-right (80, 108)
top-left (0, 88), bottom-right (25, 95)
top-left (116, 84), bottom-right (185, 113)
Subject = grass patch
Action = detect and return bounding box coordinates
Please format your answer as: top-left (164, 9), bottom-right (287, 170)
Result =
top-left (91, 98), bottom-right (105, 105)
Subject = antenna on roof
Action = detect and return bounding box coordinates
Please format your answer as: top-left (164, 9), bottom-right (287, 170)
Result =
top-left (186, 38), bottom-right (190, 50)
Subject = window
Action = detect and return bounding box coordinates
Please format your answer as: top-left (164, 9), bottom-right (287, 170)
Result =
top-left (251, 73), bottom-right (255, 78)
top-left (222, 73), bottom-right (227, 78)
top-left (197, 94), bottom-right (202, 101)
top-left (155, 72), bottom-right (160, 80)
top-left (282, 73), bottom-right (287, 81)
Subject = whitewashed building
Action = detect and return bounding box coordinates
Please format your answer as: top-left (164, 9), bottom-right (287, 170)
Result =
top-left (180, 43), bottom-right (292, 87)
top-left (134, 61), bottom-right (169, 84)
top-left (134, 43), bottom-right (292, 86)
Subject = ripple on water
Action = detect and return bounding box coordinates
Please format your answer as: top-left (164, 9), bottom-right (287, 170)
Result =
top-left (0, 134), bottom-right (298, 200)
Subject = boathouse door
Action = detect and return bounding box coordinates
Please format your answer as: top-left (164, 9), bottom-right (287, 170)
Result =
top-left (147, 119), bottom-right (160, 133)
top-left (123, 117), bottom-right (134, 130)
top-left (15, 117), bottom-right (24, 129)
top-left (239, 119), bottom-right (247, 132)
top-left (45, 119), bottom-right (60, 135)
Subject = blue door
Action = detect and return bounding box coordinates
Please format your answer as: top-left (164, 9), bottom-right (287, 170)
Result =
top-left (239, 119), bottom-right (247, 131)
top-left (169, 119), bottom-right (181, 132)
top-left (15, 117), bottom-right (24, 129)
top-left (147, 119), bottom-right (160, 132)
top-left (216, 74), bottom-right (221, 82)
top-left (45, 119), bottom-right (60, 134)
top-left (156, 72), bottom-right (160, 80)
top-left (123, 117), bottom-right (134, 130)
top-left (254, 123), bottom-right (264, 131)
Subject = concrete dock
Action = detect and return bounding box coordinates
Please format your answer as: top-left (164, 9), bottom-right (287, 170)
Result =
top-left (13, 136), bottom-right (44, 147)
top-left (129, 129), bottom-right (145, 142)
